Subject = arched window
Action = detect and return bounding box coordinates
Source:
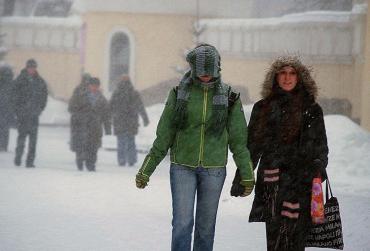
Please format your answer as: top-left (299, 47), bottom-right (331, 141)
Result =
top-left (109, 32), bottom-right (130, 91)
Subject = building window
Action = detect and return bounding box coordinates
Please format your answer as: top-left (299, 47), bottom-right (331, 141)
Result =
top-left (109, 32), bottom-right (130, 91)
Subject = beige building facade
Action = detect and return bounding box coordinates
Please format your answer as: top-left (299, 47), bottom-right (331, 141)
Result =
top-left (2, 0), bottom-right (370, 130)
top-left (361, 1), bottom-right (370, 130)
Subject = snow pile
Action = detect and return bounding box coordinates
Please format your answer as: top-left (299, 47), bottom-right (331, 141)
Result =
top-left (39, 96), bottom-right (70, 126)
top-left (325, 115), bottom-right (370, 178)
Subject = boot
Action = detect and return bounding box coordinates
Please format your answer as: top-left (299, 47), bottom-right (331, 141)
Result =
top-left (14, 156), bottom-right (21, 166)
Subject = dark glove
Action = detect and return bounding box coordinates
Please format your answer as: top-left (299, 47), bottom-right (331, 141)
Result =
top-left (135, 172), bottom-right (149, 189)
top-left (239, 180), bottom-right (255, 197)
top-left (231, 169), bottom-right (243, 196)
top-left (230, 169), bottom-right (255, 197)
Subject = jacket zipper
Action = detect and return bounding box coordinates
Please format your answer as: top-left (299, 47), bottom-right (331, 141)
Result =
top-left (198, 87), bottom-right (208, 166)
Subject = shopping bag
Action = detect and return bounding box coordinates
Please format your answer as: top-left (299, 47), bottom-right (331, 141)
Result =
top-left (305, 179), bottom-right (344, 249)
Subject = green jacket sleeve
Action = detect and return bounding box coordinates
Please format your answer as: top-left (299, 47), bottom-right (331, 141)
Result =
top-left (138, 89), bottom-right (177, 177)
top-left (227, 98), bottom-right (255, 183)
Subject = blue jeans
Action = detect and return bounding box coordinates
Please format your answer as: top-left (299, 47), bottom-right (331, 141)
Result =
top-left (170, 163), bottom-right (226, 251)
top-left (117, 134), bottom-right (137, 166)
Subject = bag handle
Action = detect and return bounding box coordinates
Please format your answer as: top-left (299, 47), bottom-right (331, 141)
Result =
top-left (325, 177), bottom-right (334, 202)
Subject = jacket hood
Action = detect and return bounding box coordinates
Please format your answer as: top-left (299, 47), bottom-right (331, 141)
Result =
top-left (186, 44), bottom-right (221, 79)
top-left (261, 56), bottom-right (318, 100)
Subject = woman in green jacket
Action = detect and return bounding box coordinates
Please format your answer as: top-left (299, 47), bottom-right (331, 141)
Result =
top-left (135, 44), bottom-right (254, 251)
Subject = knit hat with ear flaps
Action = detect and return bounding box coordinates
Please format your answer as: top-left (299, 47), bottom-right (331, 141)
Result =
top-left (26, 58), bottom-right (37, 68)
top-left (186, 43), bottom-right (221, 79)
top-left (89, 77), bottom-right (100, 85)
top-left (261, 55), bottom-right (318, 100)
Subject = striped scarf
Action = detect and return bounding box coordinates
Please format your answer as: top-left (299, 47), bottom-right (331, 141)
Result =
top-left (173, 70), bottom-right (229, 137)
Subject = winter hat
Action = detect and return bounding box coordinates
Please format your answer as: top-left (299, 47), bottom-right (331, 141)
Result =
top-left (81, 73), bottom-right (91, 85)
top-left (186, 43), bottom-right (221, 79)
top-left (26, 58), bottom-right (37, 68)
top-left (89, 77), bottom-right (100, 85)
top-left (118, 74), bottom-right (134, 90)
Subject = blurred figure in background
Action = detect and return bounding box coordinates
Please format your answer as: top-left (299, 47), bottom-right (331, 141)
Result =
top-left (110, 75), bottom-right (149, 167)
top-left (0, 65), bottom-right (15, 151)
top-left (13, 59), bottom-right (48, 167)
top-left (71, 72), bottom-right (91, 96)
top-left (68, 77), bottom-right (111, 171)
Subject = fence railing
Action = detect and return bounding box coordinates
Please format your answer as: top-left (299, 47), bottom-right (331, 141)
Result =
top-left (198, 4), bottom-right (367, 64)
top-left (1, 16), bottom-right (82, 52)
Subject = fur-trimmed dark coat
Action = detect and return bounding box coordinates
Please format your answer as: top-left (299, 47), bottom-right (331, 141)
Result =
top-left (248, 57), bottom-right (329, 223)
top-left (68, 87), bottom-right (111, 152)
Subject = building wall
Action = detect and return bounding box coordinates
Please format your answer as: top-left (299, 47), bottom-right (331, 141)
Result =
top-left (199, 7), bottom-right (367, 120)
top-left (361, 2), bottom-right (370, 130)
top-left (3, 6), bottom-right (369, 130)
top-left (82, 12), bottom-right (194, 93)
top-left (220, 57), bottom-right (361, 117)
top-left (7, 49), bottom-right (81, 99)
top-left (2, 16), bottom-right (83, 100)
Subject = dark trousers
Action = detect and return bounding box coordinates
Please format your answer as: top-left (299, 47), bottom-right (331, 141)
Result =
top-left (117, 134), bottom-right (137, 166)
top-left (15, 122), bottom-right (38, 165)
top-left (0, 125), bottom-right (10, 151)
top-left (265, 214), bottom-right (309, 251)
top-left (76, 146), bottom-right (98, 171)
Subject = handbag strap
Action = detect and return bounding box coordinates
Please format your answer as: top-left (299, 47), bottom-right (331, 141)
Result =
top-left (325, 177), bottom-right (334, 202)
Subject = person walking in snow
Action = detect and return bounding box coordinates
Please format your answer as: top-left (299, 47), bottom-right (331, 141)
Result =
top-left (13, 59), bottom-right (48, 167)
top-left (135, 44), bottom-right (255, 251)
top-left (71, 72), bottom-right (91, 97)
top-left (110, 75), bottom-right (149, 167)
top-left (68, 77), bottom-right (111, 171)
top-left (0, 65), bottom-right (15, 152)
top-left (231, 56), bottom-right (329, 251)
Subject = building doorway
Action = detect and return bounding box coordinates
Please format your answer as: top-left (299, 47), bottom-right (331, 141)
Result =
top-left (109, 32), bottom-right (130, 91)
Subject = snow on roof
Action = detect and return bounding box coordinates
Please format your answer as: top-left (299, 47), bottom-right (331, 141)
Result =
top-left (199, 10), bottom-right (355, 28)
top-left (352, 3), bottom-right (368, 14)
top-left (1, 15), bottom-right (82, 28)
top-left (71, 0), bottom-right (199, 14)
top-left (71, 0), bottom-right (252, 18)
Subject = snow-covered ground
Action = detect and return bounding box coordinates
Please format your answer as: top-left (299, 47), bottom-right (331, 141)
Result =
top-left (0, 104), bottom-right (369, 251)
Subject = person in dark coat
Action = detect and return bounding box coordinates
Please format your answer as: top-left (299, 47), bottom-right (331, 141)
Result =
top-left (110, 75), bottom-right (149, 166)
top-left (231, 56), bottom-right (329, 251)
top-left (0, 65), bottom-right (15, 151)
top-left (71, 72), bottom-right (91, 97)
top-left (68, 77), bottom-right (111, 171)
top-left (13, 59), bottom-right (48, 167)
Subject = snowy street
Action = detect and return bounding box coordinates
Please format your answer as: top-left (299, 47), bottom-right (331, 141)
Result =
top-left (0, 105), bottom-right (370, 251)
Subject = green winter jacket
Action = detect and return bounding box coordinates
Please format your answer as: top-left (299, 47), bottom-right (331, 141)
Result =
top-left (139, 82), bottom-right (254, 182)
